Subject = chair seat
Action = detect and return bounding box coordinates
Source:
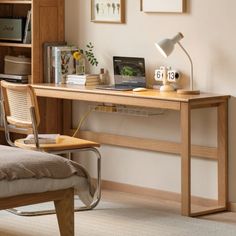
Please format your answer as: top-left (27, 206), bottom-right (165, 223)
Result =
top-left (15, 135), bottom-right (100, 152)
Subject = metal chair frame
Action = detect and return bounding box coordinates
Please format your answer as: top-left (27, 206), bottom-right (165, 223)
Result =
top-left (0, 82), bottom-right (101, 216)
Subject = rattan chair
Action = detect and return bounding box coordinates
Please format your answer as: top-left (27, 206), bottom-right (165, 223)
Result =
top-left (0, 81), bottom-right (101, 215)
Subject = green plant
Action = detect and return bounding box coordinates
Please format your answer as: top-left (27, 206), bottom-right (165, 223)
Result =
top-left (80, 42), bottom-right (98, 67)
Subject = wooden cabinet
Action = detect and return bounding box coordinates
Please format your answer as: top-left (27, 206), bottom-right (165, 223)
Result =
top-left (0, 0), bottom-right (65, 137)
top-left (0, 0), bottom-right (64, 83)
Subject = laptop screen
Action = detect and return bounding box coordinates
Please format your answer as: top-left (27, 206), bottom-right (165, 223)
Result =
top-left (113, 56), bottom-right (146, 87)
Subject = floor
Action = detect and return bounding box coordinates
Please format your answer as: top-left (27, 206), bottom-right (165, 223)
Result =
top-left (102, 189), bottom-right (236, 225)
top-left (0, 189), bottom-right (236, 236)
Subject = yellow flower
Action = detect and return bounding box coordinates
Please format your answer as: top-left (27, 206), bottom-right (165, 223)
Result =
top-left (73, 51), bottom-right (81, 61)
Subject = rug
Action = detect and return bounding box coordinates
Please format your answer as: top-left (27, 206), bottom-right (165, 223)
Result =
top-left (0, 200), bottom-right (236, 236)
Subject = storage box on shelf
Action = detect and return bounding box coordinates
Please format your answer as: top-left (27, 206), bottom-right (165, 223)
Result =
top-left (0, 0), bottom-right (65, 140)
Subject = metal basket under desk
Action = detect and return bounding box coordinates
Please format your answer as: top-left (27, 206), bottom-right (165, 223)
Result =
top-left (90, 104), bottom-right (165, 117)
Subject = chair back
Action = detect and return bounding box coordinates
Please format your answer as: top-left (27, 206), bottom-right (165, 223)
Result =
top-left (1, 81), bottom-right (40, 129)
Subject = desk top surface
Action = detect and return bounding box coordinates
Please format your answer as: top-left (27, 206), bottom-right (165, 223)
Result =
top-left (32, 84), bottom-right (229, 103)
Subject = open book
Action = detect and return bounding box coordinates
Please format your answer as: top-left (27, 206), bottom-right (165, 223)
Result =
top-left (24, 134), bottom-right (60, 144)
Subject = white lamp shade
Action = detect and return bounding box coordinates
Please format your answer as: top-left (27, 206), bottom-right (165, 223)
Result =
top-left (155, 32), bottom-right (184, 58)
top-left (155, 39), bottom-right (174, 58)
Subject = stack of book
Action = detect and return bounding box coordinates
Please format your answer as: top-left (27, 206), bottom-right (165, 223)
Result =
top-left (66, 74), bottom-right (100, 86)
top-left (23, 134), bottom-right (60, 144)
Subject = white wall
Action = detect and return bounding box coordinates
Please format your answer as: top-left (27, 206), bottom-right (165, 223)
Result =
top-left (65, 0), bottom-right (236, 201)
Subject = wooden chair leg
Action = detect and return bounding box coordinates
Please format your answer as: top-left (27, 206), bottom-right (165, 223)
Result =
top-left (54, 188), bottom-right (74, 236)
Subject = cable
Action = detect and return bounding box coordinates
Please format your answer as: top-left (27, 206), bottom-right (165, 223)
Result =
top-left (72, 106), bottom-right (98, 137)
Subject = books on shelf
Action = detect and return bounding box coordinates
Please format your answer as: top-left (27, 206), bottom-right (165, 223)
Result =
top-left (23, 134), bottom-right (60, 144)
top-left (66, 74), bottom-right (100, 86)
top-left (43, 42), bottom-right (66, 83)
top-left (0, 73), bottom-right (29, 84)
top-left (23, 9), bottom-right (31, 44)
top-left (52, 46), bottom-right (78, 84)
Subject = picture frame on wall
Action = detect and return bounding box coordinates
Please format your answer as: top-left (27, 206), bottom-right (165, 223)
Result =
top-left (140, 0), bottom-right (185, 13)
top-left (91, 0), bottom-right (125, 23)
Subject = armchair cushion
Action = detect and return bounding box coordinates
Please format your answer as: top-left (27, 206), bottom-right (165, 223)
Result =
top-left (0, 145), bottom-right (88, 180)
top-left (0, 145), bottom-right (95, 206)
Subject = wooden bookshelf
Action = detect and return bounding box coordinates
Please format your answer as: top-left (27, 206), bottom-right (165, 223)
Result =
top-left (0, 0), bottom-right (65, 140)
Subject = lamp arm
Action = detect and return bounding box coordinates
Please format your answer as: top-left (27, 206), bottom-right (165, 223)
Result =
top-left (177, 42), bottom-right (194, 91)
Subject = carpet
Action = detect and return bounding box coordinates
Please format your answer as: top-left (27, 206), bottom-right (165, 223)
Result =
top-left (0, 200), bottom-right (236, 236)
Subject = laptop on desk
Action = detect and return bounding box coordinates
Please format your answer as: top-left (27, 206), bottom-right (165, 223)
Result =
top-left (97, 56), bottom-right (146, 91)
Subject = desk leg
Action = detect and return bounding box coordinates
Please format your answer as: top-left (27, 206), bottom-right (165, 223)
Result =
top-left (180, 102), bottom-right (191, 216)
top-left (218, 101), bottom-right (228, 208)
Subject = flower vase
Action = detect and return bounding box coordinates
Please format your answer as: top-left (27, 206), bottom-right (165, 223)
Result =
top-left (76, 56), bottom-right (86, 75)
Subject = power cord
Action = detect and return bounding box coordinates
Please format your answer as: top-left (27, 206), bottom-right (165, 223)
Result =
top-left (72, 106), bottom-right (98, 137)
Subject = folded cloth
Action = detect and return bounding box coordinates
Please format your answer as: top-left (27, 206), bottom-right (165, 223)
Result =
top-left (0, 145), bottom-right (95, 206)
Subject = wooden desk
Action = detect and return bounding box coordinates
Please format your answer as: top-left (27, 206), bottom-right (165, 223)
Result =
top-left (32, 84), bottom-right (229, 217)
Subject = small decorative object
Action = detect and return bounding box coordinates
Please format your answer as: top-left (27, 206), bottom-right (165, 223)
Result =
top-left (99, 68), bottom-right (107, 84)
top-left (73, 42), bottom-right (98, 75)
top-left (141, 0), bottom-right (185, 13)
top-left (155, 32), bottom-right (200, 94)
top-left (91, 0), bottom-right (125, 23)
top-left (154, 66), bottom-right (181, 92)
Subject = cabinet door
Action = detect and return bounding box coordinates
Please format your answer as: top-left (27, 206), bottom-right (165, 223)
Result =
top-left (32, 0), bottom-right (65, 84)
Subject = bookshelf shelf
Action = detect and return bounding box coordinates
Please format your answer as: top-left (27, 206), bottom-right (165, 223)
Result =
top-left (0, 42), bottom-right (32, 48)
top-left (0, 1), bottom-right (31, 4)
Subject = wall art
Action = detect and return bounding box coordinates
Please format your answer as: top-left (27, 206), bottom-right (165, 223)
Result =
top-left (140, 0), bottom-right (185, 13)
top-left (91, 0), bottom-right (125, 23)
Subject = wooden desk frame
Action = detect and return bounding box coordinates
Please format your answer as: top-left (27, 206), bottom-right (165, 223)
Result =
top-left (33, 84), bottom-right (229, 217)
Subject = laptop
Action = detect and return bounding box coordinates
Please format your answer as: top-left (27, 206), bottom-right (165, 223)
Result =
top-left (97, 56), bottom-right (146, 91)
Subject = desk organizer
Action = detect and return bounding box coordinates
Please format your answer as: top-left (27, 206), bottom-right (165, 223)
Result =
top-left (90, 104), bottom-right (164, 117)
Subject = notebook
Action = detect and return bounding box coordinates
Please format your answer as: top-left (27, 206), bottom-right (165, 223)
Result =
top-left (97, 56), bottom-right (146, 91)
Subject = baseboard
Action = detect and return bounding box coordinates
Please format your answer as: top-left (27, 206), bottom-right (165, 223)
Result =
top-left (101, 180), bottom-right (219, 208)
top-left (228, 202), bottom-right (236, 212)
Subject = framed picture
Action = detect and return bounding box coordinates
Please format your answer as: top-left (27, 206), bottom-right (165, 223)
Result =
top-left (140, 0), bottom-right (185, 13)
top-left (91, 0), bottom-right (125, 23)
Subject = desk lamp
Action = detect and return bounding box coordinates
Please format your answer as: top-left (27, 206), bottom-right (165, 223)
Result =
top-left (155, 32), bottom-right (200, 94)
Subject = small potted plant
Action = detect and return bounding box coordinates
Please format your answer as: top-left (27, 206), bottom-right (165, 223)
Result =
top-left (73, 42), bottom-right (98, 75)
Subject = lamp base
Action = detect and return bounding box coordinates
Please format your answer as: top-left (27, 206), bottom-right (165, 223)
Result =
top-left (177, 89), bottom-right (200, 95)
top-left (160, 84), bottom-right (175, 92)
